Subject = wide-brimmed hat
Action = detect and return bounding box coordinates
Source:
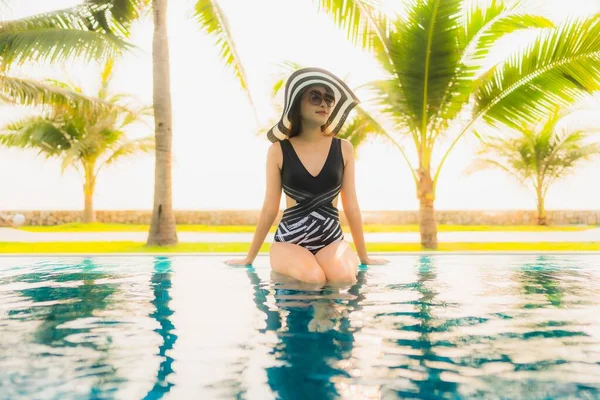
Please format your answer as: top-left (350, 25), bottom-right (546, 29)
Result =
top-left (266, 67), bottom-right (360, 143)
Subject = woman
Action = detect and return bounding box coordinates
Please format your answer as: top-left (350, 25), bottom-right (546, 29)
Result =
top-left (226, 68), bottom-right (388, 282)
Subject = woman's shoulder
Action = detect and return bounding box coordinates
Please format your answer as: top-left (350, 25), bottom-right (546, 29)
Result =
top-left (268, 140), bottom-right (285, 154)
top-left (337, 137), bottom-right (353, 164)
top-left (337, 137), bottom-right (353, 150)
top-left (267, 140), bottom-right (285, 165)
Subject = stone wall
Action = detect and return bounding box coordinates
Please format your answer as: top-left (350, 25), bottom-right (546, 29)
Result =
top-left (1, 209), bottom-right (599, 226)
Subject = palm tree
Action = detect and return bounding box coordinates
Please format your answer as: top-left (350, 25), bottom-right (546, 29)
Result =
top-left (0, 59), bottom-right (154, 223)
top-left (470, 108), bottom-right (600, 225)
top-left (314, 0), bottom-right (600, 248)
top-left (0, 1), bottom-right (133, 110)
top-left (97, 0), bottom-right (255, 246)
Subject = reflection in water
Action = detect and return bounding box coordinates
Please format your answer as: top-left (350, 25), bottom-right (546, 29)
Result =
top-left (243, 255), bottom-right (600, 399)
top-left (5, 258), bottom-right (119, 398)
top-left (1, 255), bottom-right (600, 399)
top-left (142, 256), bottom-right (177, 400)
top-left (11, 258), bottom-right (117, 347)
top-left (246, 266), bottom-right (367, 400)
top-left (517, 255), bottom-right (572, 308)
top-left (393, 255), bottom-right (460, 398)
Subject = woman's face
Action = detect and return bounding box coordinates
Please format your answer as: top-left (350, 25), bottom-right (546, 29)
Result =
top-left (299, 85), bottom-right (336, 127)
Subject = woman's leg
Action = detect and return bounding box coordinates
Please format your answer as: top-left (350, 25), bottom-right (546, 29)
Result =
top-left (269, 242), bottom-right (327, 284)
top-left (314, 240), bottom-right (359, 283)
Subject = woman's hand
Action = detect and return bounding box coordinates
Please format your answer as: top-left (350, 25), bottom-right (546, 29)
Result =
top-left (359, 257), bottom-right (389, 266)
top-left (224, 257), bottom-right (253, 266)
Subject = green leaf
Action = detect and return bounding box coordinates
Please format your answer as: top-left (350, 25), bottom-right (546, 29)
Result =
top-left (476, 16), bottom-right (600, 129)
top-left (271, 61), bottom-right (304, 97)
top-left (102, 135), bottom-right (155, 166)
top-left (462, 0), bottom-right (553, 64)
top-left (392, 0), bottom-right (464, 137)
top-left (315, 0), bottom-right (390, 54)
top-left (0, 3), bottom-right (98, 32)
top-left (0, 116), bottom-right (71, 158)
top-left (0, 75), bottom-right (113, 111)
top-left (193, 0), bottom-right (256, 115)
top-left (338, 105), bottom-right (385, 150)
top-left (0, 28), bottom-right (132, 67)
top-left (84, 0), bottom-right (150, 35)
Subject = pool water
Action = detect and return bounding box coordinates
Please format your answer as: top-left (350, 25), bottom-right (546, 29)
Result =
top-left (1, 254), bottom-right (600, 399)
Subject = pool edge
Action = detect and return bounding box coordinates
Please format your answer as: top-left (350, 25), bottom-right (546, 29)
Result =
top-left (2, 251), bottom-right (600, 257)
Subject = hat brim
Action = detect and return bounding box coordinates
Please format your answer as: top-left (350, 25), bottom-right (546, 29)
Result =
top-left (267, 68), bottom-right (360, 143)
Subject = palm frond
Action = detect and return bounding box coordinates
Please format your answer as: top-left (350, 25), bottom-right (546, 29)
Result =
top-left (388, 0), bottom-right (464, 139)
top-left (85, 0), bottom-right (150, 35)
top-left (476, 16), bottom-right (600, 129)
top-left (193, 0), bottom-right (256, 116)
top-left (271, 61), bottom-right (305, 97)
top-left (338, 105), bottom-right (385, 149)
top-left (0, 28), bottom-right (132, 67)
top-left (341, 103), bottom-right (418, 182)
top-left (98, 58), bottom-right (115, 99)
top-left (0, 3), bottom-right (100, 32)
top-left (99, 135), bottom-right (154, 169)
top-left (315, 0), bottom-right (391, 56)
top-left (60, 145), bottom-right (84, 174)
top-left (365, 78), bottom-right (418, 139)
top-left (462, 0), bottom-right (553, 64)
top-left (0, 116), bottom-right (70, 157)
top-left (0, 75), bottom-right (112, 111)
top-left (468, 155), bottom-right (529, 185)
top-left (435, 1), bottom-right (552, 134)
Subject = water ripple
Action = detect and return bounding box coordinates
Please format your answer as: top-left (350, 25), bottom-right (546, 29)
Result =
top-left (1, 254), bottom-right (600, 399)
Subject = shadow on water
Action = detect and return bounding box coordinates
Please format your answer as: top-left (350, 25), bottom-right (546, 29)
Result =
top-left (246, 266), bottom-right (367, 400)
top-left (142, 256), bottom-right (177, 400)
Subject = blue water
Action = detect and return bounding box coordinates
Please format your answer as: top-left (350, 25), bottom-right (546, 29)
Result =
top-left (1, 254), bottom-right (600, 399)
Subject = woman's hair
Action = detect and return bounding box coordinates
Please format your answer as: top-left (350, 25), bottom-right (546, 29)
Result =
top-left (287, 85), bottom-right (334, 139)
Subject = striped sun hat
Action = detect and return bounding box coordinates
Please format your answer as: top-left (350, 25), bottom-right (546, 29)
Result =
top-left (266, 67), bottom-right (360, 143)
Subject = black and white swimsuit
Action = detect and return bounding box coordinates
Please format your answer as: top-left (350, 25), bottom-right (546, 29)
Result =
top-left (274, 137), bottom-right (345, 254)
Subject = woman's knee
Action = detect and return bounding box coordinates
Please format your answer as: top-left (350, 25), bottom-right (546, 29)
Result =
top-left (269, 243), bottom-right (326, 283)
top-left (315, 241), bottom-right (358, 282)
top-left (326, 266), bottom-right (357, 283)
top-left (302, 266), bottom-right (327, 283)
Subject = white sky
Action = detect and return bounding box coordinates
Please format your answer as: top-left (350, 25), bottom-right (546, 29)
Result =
top-left (0, 0), bottom-right (599, 212)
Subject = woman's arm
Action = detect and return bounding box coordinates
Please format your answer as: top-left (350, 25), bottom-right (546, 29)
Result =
top-left (340, 139), bottom-right (388, 265)
top-left (227, 142), bottom-right (282, 265)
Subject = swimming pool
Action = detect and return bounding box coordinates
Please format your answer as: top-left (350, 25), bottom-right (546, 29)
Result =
top-left (1, 254), bottom-right (599, 399)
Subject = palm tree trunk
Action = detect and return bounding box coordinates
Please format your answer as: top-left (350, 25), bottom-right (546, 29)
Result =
top-left (147, 0), bottom-right (177, 246)
top-left (417, 168), bottom-right (438, 249)
top-left (83, 165), bottom-right (96, 223)
top-left (83, 185), bottom-right (96, 223)
top-left (536, 187), bottom-right (547, 226)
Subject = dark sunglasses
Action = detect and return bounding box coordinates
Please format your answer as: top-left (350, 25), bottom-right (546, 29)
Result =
top-left (306, 90), bottom-right (336, 107)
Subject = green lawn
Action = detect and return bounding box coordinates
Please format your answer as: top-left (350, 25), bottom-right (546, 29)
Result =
top-left (1, 241), bottom-right (599, 254)
top-left (19, 222), bottom-right (594, 233)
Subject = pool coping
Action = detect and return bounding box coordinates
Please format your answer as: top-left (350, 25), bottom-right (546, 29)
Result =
top-left (2, 251), bottom-right (600, 257)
